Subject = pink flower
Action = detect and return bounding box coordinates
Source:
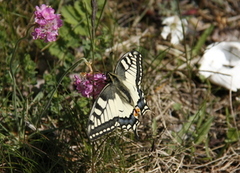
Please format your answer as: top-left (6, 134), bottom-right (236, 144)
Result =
top-left (74, 73), bottom-right (107, 98)
top-left (32, 4), bottom-right (63, 42)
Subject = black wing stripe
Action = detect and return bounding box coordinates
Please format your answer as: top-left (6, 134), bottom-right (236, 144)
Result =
top-left (89, 117), bottom-right (119, 141)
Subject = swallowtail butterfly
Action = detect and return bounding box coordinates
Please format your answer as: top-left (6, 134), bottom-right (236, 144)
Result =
top-left (87, 50), bottom-right (149, 141)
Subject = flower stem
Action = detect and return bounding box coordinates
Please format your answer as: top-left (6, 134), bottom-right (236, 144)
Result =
top-left (9, 24), bottom-right (35, 139)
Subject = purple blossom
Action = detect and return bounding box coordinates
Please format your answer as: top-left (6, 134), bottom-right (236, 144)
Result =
top-left (74, 73), bottom-right (107, 98)
top-left (32, 4), bottom-right (63, 42)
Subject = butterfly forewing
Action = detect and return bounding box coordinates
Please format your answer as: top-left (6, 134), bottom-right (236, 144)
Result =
top-left (87, 50), bottom-right (149, 141)
top-left (115, 51), bottom-right (143, 87)
top-left (115, 51), bottom-right (149, 114)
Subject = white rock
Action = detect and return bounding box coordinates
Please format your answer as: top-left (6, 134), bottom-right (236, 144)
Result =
top-left (199, 42), bottom-right (240, 91)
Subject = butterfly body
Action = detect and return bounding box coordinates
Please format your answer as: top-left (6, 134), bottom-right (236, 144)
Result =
top-left (87, 51), bottom-right (149, 141)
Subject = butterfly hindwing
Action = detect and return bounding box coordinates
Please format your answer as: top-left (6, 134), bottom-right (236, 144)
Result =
top-left (87, 83), bottom-right (137, 141)
top-left (87, 50), bottom-right (149, 141)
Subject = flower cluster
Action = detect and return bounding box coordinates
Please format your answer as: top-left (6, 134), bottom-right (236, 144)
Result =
top-left (74, 73), bottom-right (107, 98)
top-left (32, 4), bottom-right (63, 42)
top-left (161, 15), bottom-right (188, 45)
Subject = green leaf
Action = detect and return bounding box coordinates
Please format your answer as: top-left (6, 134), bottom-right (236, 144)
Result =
top-left (172, 102), bottom-right (181, 110)
top-left (226, 128), bottom-right (240, 143)
top-left (61, 5), bottom-right (80, 25)
top-left (152, 118), bottom-right (157, 136)
top-left (61, 1), bottom-right (89, 36)
top-left (192, 25), bottom-right (214, 57)
top-left (195, 116), bottom-right (213, 145)
top-left (74, 1), bottom-right (90, 16)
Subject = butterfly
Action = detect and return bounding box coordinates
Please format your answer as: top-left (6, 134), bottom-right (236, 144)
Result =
top-left (87, 50), bottom-right (149, 141)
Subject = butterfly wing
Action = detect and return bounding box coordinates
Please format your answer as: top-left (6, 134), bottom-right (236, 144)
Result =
top-left (114, 51), bottom-right (149, 114)
top-left (87, 51), bottom-right (149, 141)
top-left (87, 83), bottom-right (138, 141)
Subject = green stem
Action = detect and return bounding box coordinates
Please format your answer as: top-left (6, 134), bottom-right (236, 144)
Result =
top-left (9, 24), bottom-right (35, 139)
